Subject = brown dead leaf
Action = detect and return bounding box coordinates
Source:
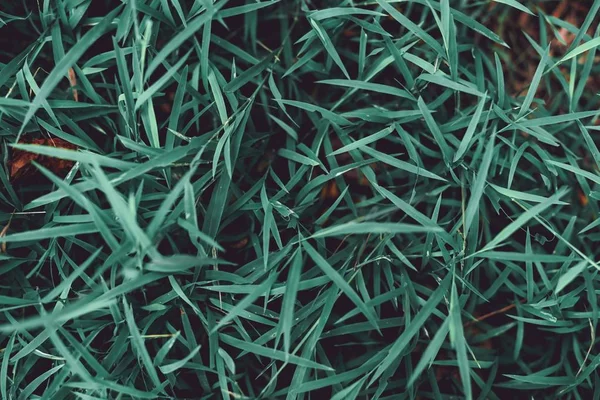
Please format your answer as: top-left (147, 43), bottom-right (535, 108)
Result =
top-left (579, 190), bottom-right (589, 207)
top-left (9, 138), bottom-right (78, 181)
top-left (551, 0), bottom-right (568, 18)
top-left (320, 181), bottom-right (340, 200)
top-left (228, 237), bottom-right (249, 249)
top-left (0, 210), bottom-right (14, 253)
top-left (0, 222), bottom-right (10, 253)
top-left (159, 91), bottom-right (175, 114)
top-left (68, 67), bottom-right (78, 102)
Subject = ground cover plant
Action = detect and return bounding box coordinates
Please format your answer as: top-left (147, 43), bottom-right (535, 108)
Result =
top-left (0, 0), bottom-right (600, 398)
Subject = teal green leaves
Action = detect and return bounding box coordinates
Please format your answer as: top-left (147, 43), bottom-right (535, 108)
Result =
top-left (370, 275), bottom-right (451, 384)
top-left (449, 279), bottom-right (472, 400)
top-left (463, 132), bottom-right (496, 236)
top-left (19, 6), bottom-right (124, 138)
top-left (418, 96), bottom-right (452, 164)
top-left (1, 0), bottom-right (600, 398)
top-left (493, 0), bottom-right (534, 15)
top-left (309, 19), bottom-right (351, 79)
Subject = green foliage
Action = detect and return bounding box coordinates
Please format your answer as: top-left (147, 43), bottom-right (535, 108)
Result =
top-left (0, 0), bottom-right (599, 398)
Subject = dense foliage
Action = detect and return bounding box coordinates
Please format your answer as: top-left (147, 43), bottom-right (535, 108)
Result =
top-left (1, 0), bottom-right (600, 398)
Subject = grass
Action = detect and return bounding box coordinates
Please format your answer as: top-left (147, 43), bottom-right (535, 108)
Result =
top-left (0, 0), bottom-right (600, 398)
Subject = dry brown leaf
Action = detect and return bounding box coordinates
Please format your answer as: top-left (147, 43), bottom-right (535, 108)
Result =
top-left (9, 138), bottom-right (78, 181)
top-left (228, 237), bottom-right (249, 249)
top-left (68, 67), bottom-right (79, 102)
top-left (0, 211), bottom-right (14, 253)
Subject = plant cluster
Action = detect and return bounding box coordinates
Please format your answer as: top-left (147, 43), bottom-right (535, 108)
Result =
top-left (0, 0), bottom-right (600, 398)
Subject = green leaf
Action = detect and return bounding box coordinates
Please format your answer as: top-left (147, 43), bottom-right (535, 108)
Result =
top-left (0, 223), bottom-right (99, 243)
top-left (309, 7), bottom-right (384, 20)
top-left (361, 146), bottom-right (446, 181)
top-left (370, 274), bottom-right (451, 384)
top-left (493, 0), bottom-right (534, 15)
top-left (220, 333), bottom-right (334, 371)
top-left (279, 249), bottom-right (302, 356)
top-left (407, 317), bottom-right (450, 387)
top-left (330, 125), bottom-right (394, 156)
top-left (19, 6), bottom-right (123, 138)
top-left (318, 80), bottom-right (413, 99)
top-left (211, 272), bottom-right (278, 333)
top-left (145, 2), bottom-right (223, 79)
top-left (418, 96), bottom-right (452, 164)
top-left (124, 298), bottom-right (162, 390)
top-left (303, 241), bottom-right (379, 332)
top-left (159, 345), bottom-right (202, 374)
top-left (477, 187), bottom-right (570, 253)
top-left (559, 36), bottom-right (600, 63)
top-left (224, 54), bottom-right (273, 92)
top-left (556, 260), bottom-right (588, 294)
top-left (311, 221), bottom-right (442, 238)
top-left (449, 279), bottom-right (472, 400)
top-left (10, 143), bottom-right (136, 170)
top-left (1, 334), bottom-right (15, 400)
top-left (309, 19), bottom-right (350, 79)
top-left (376, 0), bottom-right (444, 55)
top-left (518, 45), bottom-right (550, 118)
top-left (454, 94), bottom-right (487, 162)
top-left (278, 148), bottom-right (320, 166)
top-left (134, 49), bottom-right (191, 111)
top-left (464, 132), bottom-right (495, 236)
